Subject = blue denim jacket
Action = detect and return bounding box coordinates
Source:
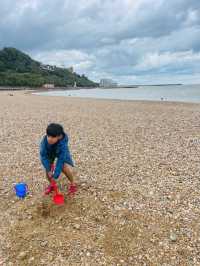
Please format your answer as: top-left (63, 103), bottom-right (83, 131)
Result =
top-left (40, 133), bottom-right (74, 179)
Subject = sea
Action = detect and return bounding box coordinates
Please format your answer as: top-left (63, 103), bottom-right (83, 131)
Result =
top-left (34, 84), bottom-right (200, 103)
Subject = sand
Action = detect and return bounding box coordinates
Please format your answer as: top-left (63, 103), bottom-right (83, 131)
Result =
top-left (0, 91), bottom-right (200, 265)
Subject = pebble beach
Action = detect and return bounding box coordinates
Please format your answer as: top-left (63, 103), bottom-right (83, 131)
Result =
top-left (0, 90), bottom-right (200, 265)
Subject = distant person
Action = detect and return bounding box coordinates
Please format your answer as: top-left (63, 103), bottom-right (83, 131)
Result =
top-left (40, 123), bottom-right (77, 195)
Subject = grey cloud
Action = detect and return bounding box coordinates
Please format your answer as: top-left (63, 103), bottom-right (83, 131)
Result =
top-left (0, 0), bottom-right (200, 84)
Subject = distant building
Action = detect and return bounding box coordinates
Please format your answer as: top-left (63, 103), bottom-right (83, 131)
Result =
top-left (42, 83), bottom-right (55, 89)
top-left (40, 64), bottom-right (55, 71)
top-left (100, 79), bottom-right (118, 88)
top-left (68, 66), bottom-right (74, 73)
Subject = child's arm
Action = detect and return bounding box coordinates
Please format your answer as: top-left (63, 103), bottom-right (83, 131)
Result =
top-left (40, 138), bottom-right (51, 173)
top-left (53, 141), bottom-right (67, 179)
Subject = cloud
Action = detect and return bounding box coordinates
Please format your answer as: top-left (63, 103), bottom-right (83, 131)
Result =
top-left (0, 0), bottom-right (200, 84)
top-left (134, 50), bottom-right (200, 73)
top-left (34, 49), bottom-right (95, 73)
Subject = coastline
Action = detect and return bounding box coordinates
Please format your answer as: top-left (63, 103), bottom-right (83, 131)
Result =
top-left (0, 86), bottom-right (97, 92)
top-left (32, 84), bottom-right (200, 104)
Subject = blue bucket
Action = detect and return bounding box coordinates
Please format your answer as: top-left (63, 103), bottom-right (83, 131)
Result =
top-left (14, 183), bottom-right (28, 198)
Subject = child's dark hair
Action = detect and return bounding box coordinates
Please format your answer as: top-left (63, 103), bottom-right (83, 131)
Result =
top-left (46, 123), bottom-right (64, 137)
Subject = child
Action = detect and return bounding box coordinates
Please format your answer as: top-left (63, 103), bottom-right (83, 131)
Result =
top-left (40, 123), bottom-right (77, 195)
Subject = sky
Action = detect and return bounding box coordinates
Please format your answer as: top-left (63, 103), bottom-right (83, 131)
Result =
top-left (0, 0), bottom-right (200, 85)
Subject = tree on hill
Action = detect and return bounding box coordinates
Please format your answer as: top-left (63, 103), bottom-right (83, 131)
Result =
top-left (0, 47), bottom-right (98, 88)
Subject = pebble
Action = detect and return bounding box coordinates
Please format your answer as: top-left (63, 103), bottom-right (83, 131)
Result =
top-left (28, 257), bottom-right (34, 263)
top-left (170, 232), bottom-right (177, 242)
top-left (47, 254), bottom-right (54, 262)
top-left (27, 214), bottom-right (33, 220)
top-left (40, 240), bottom-right (48, 247)
top-left (18, 251), bottom-right (27, 260)
top-left (73, 223), bottom-right (81, 230)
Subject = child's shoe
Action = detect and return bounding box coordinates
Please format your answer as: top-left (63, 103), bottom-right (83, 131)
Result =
top-left (68, 183), bottom-right (77, 196)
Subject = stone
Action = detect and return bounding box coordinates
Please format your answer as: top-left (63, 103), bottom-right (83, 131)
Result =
top-left (40, 240), bottom-right (48, 247)
top-left (73, 223), bottom-right (81, 230)
top-left (28, 257), bottom-right (34, 263)
top-left (170, 232), bottom-right (177, 242)
top-left (18, 251), bottom-right (27, 260)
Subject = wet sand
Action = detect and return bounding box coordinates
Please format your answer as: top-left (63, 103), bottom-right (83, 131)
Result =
top-left (0, 91), bottom-right (200, 265)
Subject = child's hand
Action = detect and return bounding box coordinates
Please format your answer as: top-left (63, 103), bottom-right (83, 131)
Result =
top-left (48, 171), bottom-right (53, 179)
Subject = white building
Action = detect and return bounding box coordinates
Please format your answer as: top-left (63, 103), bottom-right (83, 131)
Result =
top-left (100, 79), bottom-right (118, 88)
top-left (42, 83), bottom-right (55, 89)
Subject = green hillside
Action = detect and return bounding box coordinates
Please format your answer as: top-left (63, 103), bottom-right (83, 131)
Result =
top-left (0, 47), bottom-right (97, 87)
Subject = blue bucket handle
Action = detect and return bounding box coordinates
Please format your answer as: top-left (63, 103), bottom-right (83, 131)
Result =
top-left (14, 183), bottom-right (28, 192)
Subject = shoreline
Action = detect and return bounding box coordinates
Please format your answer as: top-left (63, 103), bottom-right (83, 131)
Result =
top-left (2, 89), bottom-right (200, 106)
top-left (0, 86), bottom-right (97, 92)
top-left (33, 91), bottom-right (200, 106)
top-left (33, 84), bottom-right (200, 105)
top-left (35, 95), bottom-right (200, 106)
